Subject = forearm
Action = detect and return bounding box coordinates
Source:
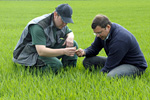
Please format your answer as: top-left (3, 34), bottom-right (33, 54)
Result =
top-left (67, 32), bottom-right (74, 39)
top-left (64, 32), bottom-right (74, 47)
top-left (84, 37), bottom-right (103, 57)
top-left (84, 47), bottom-right (100, 57)
top-left (36, 45), bottom-right (76, 57)
top-left (36, 45), bottom-right (65, 57)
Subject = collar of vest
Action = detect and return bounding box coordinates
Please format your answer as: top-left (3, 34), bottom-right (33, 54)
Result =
top-left (37, 13), bottom-right (54, 29)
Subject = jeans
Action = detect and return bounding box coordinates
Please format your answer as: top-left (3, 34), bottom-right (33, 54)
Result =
top-left (83, 56), bottom-right (146, 78)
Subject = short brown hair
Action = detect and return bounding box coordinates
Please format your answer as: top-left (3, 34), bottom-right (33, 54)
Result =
top-left (91, 14), bottom-right (112, 29)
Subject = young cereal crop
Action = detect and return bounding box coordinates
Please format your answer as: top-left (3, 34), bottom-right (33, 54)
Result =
top-left (0, 0), bottom-right (150, 100)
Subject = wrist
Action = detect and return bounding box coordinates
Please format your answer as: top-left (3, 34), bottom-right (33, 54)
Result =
top-left (63, 48), bottom-right (66, 55)
top-left (83, 50), bottom-right (86, 56)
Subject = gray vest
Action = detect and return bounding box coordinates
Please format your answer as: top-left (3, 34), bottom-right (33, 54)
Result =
top-left (13, 13), bottom-right (67, 66)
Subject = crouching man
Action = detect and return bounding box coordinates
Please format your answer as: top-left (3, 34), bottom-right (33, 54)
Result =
top-left (13, 4), bottom-right (78, 73)
top-left (76, 14), bottom-right (147, 78)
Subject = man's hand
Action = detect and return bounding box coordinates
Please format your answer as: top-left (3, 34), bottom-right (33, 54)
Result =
top-left (63, 32), bottom-right (74, 47)
top-left (63, 37), bottom-right (74, 47)
top-left (64, 47), bottom-right (76, 56)
top-left (75, 48), bottom-right (85, 57)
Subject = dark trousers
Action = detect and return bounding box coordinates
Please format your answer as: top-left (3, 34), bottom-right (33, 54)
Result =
top-left (83, 56), bottom-right (146, 78)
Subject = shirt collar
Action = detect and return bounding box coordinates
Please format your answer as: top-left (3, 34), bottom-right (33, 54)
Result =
top-left (104, 33), bottom-right (110, 41)
top-left (104, 23), bottom-right (115, 41)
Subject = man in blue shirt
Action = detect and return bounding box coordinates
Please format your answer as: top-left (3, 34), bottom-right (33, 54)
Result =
top-left (76, 14), bottom-right (147, 78)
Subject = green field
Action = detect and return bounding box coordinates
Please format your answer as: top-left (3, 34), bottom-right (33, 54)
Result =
top-left (0, 0), bottom-right (150, 99)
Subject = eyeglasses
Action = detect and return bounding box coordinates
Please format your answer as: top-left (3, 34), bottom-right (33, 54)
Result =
top-left (93, 31), bottom-right (103, 35)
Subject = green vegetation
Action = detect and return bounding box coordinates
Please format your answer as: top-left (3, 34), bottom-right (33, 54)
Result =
top-left (0, 0), bottom-right (150, 99)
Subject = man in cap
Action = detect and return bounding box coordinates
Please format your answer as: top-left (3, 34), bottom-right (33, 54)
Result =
top-left (13, 4), bottom-right (78, 73)
top-left (76, 14), bottom-right (147, 78)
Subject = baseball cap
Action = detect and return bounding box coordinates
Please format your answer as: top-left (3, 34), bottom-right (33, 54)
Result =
top-left (56, 4), bottom-right (74, 23)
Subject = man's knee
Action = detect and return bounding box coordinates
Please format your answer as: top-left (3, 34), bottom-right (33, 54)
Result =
top-left (83, 57), bottom-right (90, 69)
top-left (83, 56), bottom-right (105, 70)
top-left (107, 64), bottom-right (141, 78)
top-left (48, 60), bottom-right (63, 72)
top-left (38, 57), bottom-right (63, 73)
top-left (107, 71), bottom-right (119, 78)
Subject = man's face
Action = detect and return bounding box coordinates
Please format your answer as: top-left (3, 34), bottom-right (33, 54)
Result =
top-left (54, 12), bottom-right (67, 29)
top-left (93, 25), bottom-right (110, 40)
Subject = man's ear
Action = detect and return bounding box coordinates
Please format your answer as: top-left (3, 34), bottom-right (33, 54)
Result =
top-left (54, 11), bottom-right (56, 18)
top-left (54, 11), bottom-right (58, 18)
top-left (107, 24), bottom-right (111, 30)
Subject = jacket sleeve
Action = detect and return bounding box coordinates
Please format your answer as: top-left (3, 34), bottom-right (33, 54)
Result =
top-left (84, 37), bottom-right (104, 57)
